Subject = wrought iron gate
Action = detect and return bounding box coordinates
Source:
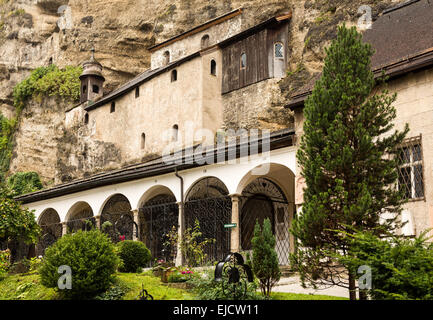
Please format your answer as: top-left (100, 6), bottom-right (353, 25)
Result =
top-left (240, 178), bottom-right (292, 266)
top-left (184, 196), bottom-right (232, 265)
top-left (101, 194), bottom-right (136, 243)
top-left (36, 222), bottom-right (62, 256)
top-left (139, 195), bottom-right (179, 263)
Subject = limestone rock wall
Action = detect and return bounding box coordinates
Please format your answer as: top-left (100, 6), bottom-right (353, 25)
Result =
top-left (2, 0), bottom-right (400, 185)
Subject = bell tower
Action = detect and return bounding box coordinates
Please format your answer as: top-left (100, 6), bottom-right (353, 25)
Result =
top-left (79, 48), bottom-right (105, 104)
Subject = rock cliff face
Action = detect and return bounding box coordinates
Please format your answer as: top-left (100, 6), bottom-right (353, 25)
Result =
top-left (1, 0), bottom-right (398, 185)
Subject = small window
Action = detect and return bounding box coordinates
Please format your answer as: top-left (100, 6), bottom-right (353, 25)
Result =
top-left (163, 51), bottom-right (170, 65)
top-left (141, 133), bottom-right (146, 149)
top-left (83, 85), bottom-right (87, 93)
top-left (92, 85), bottom-right (99, 93)
top-left (397, 137), bottom-right (424, 200)
top-left (172, 124), bottom-right (179, 142)
top-left (135, 87), bottom-right (140, 98)
top-left (110, 102), bottom-right (115, 113)
top-left (171, 69), bottom-right (177, 82)
top-left (201, 34), bottom-right (210, 49)
top-left (274, 42), bottom-right (284, 59)
top-left (240, 53), bottom-right (247, 70)
top-left (84, 113), bottom-right (89, 124)
top-left (211, 60), bottom-right (217, 76)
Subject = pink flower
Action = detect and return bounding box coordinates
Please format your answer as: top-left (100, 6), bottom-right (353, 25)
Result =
top-left (119, 235), bottom-right (126, 241)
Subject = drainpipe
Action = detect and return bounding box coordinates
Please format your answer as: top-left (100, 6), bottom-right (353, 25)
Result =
top-left (174, 167), bottom-right (184, 266)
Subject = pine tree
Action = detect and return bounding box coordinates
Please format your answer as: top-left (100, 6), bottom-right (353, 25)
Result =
top-left (290, 25), bottom-right (409, 300)
top-left (251, 218), bottom-right (281, 298)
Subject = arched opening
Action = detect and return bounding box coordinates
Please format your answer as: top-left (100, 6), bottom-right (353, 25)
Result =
top-left (163, 51), bottom-right (170, 65)
top-left (36, 209), bottom-right (62, 256)
top-left (171, 69), bottom-right (177, 82)
top-left (210, 59), bottom-right (217, 76)
top-left (240, 178), bottom-right (291, 265)
top-left (172, 124), bottom-right (179, 142)
top-left (201, 34), bottom-right (210, 49)
top-left (240, 52), bottom-right (247, 70)
top-left (66, 202), bottom-right (95, 234)
top-left (184, 177), bottom-right (231, 264)
top-left (84, 113), bottom-right (89, 124)
top-left (100, 194), bottom-right (135, 243)
top-left (141, 133), bottom-right (146, 149)
top-left (82, 85), bottom-right (87, 94)
top-left (139, 193), bottom-right (179, 263)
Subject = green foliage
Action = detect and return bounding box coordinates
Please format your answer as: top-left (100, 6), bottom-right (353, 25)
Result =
top-left (339, 231), bottom-right (433, 300)
top-left (8, 258), bottom-right (30, 274)
top-left (167, 220), bottom-right (215, 267)
top-left (251, 218), bottom-right (281, 298)
top-left (188, 269), bottom-right (262, 300)
top-left (6, 171), bottom-right (43, 196)
top-left (0, 249), bottom-right (10, 278)
top-left (0, 186), bottom-right (40, 246)
top-left (167, 267), bottom-right (195, 283)
top-left (94, 282), bottom-right (127, 300)
top-left (116, 240), bottom-right (151, 273)
top-left (29, 256), bottom-right (43, 272)
top-left (39, 229), bottom-right (120, 298)
top-left (291, 25), bottom-right (409, 299)
top-left (13, 64), bottom-right (82, 112)
top-left (0, 114), bottom-right (16, 176)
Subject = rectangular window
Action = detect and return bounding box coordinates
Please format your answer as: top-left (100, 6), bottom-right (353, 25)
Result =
top-left (397, 136), bottom-right (424, 200)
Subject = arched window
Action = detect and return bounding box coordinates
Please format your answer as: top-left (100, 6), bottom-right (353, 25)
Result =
top-left (274, 42), bottom-right (284, 59)
top-left (240, 53), bottom-right (247, 70)
top-left (172, 124), bottom-right (179, 142)
top-left (210, 60), bottom-right (217, 76)
top-left (92, 84), bottom-right (99, 93)
top-left (201, 34), bottom-right (210, 49)
top-left (141, 133), bottom-right (146, 149)
top-left (171, 69), bottom-right (177, 82)
top-left (84, 113), bottom-right (89, 124)
top-left (110, 102), bottom-right (115, 113)
top-left (135, 87), bottom-right (140, 98)
top-left (83, 85), bottom-right (87, 94)
top-left (163, 51), bottom-right (170, 65)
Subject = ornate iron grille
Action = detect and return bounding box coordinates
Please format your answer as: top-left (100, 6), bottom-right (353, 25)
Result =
top-left (139, 194), bottom-right (179, 263)
top-left (36, 209), bottom-right (62, 256)
top-left (240, 178), bottom-right (291, 266)
top-left (101, 194), bottom-right (135, 243)
top-left (397, 136), bottom-right (424, 200)
top-left (184, 196), bottom-right (232, 265)
top-left (66, 205), bottom-right (95, 233)
top-left (184, 177), bottom-right (232, 265)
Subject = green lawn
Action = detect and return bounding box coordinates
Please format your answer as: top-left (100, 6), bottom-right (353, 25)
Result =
top-left (0, 271), bottom-right (346, 300)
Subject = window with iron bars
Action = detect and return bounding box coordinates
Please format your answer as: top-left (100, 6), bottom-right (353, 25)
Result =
top-left (397, 136), bottom-right (424, 200)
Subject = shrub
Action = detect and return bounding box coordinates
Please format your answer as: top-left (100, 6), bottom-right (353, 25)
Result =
top-left (6, 171), bottom-right (43, 196)
top-left (251, 218), bottom-right (281, 298)
top-left (29, 256), bottom-right (43, 272)
top-left (189, 269), bottom-right (262, 300)
top-left (341, 231), bottom-right (433, 300)
top-left (0, 249), bottom-right (10, 279)
top-left (39, 229), bottom-right (120, 299)
top-left (116, 240), bottom-right (151, 273)
top-left (8, 258), bottom-right (30, 274)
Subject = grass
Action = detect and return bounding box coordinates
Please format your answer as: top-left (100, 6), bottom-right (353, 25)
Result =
top-left (0, 271), bottom-right (347, 300)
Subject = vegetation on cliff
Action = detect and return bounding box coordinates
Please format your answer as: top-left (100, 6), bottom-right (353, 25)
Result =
top-left (0, 65), bottom-right (82, 183)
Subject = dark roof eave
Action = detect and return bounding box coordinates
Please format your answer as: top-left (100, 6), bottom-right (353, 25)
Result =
top-left (286, 50), bottom-right (433, 110)
top-left (15, 129), bottom-right (295, 205)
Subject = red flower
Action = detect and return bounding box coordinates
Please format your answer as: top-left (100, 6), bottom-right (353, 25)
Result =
top-left (119, 235), bottom-right (126, 241)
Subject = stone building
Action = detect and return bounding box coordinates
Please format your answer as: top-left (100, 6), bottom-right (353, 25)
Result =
top-left (15, 1), bottom-right (433, 265)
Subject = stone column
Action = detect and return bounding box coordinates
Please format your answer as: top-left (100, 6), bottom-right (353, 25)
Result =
top-left (94, 215), bottom-right (101, 230)
top-left (175, 202), bottom-right (184, 267)
top-left (132, 209), bottom-right (140, 241)
top-left (230, 194), bottom-right (241, 253)
top-left (62, 222), bottom-right (67, 236)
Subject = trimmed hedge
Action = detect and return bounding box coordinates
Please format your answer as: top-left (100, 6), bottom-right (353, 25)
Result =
top-left (116, 240), bottom-right (151, 273)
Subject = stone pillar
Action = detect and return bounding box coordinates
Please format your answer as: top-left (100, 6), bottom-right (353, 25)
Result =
top-left (62, 222), bottom-right (67, 236)
top-left (230, 194), bottom-right (241, 253)
top-left (175, 202), bottom-right (184, 267)
top-left (94, 215), bottom-right (101, 230)
top-left (132, 209), bottom-right (140, 241)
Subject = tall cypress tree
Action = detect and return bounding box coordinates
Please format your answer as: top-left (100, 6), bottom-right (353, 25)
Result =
top-left (291, 25), bottom-right (409, 300)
